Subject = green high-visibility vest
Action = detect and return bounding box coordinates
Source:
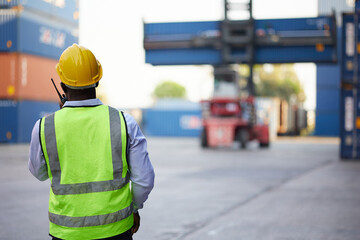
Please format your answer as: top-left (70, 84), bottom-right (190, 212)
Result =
top-left (40, 105), bottom-right (134, 240)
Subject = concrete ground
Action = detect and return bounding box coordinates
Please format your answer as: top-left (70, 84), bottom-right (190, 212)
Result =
top-left (0, 137), bottom-right (359, 240)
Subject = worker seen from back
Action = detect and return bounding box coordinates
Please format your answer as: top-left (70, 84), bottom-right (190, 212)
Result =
top-left (28, 44), bottom-right (155, 240)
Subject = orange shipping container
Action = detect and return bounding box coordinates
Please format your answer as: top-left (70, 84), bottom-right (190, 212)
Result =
top-left (0, 53), bottom-right (60, 102)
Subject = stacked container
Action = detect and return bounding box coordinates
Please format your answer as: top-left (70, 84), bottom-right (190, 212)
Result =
top-left (315, 0), bottom-right (353, 136)
top-left (340, 12), bottom-right (360, 159)
top-left (0, 0), bottom-right (79, 143)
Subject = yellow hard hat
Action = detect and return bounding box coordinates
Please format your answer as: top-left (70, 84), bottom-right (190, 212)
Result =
top-left (56, 44), bottom-right (103, 89)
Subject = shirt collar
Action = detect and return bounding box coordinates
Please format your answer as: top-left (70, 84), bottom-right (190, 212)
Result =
top-left (63, 98), bottom-right (103, 107)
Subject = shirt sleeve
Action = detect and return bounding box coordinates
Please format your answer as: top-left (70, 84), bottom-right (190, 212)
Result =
top-left (124, 113), bottom-right (155, 211)
top-left (28, 119), bottom-right (49, 181)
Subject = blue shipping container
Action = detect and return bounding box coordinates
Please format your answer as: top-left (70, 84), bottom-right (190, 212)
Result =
top-left (340, 88), bottom-right (360, 159)
top-left (316, 26), bottom-right (342, 87)
top-left (142, 109), bottom-right (202, 137)
top-left (146, 45), bottom-right (336, 65)
top-left (0, 9), bottom-right (78, 60)
top-left (317, 64), bottom-right (341, 88)
top-left (342, 13), bottom-right (360, 83)
top-left (255, 17), bottom-right (337, 63)
top-left (314, 111), bottom-right (339, 136)
top-left (0, 100), bottom-right (59, 143)
top-left (316, 88), bottom-right (340, 112)
top-left (0, 0), bottom-right (78, 25)
top-left (144, 16), bottom-right (337, 65)
top-left (314, 26), bottom-right (341, 137)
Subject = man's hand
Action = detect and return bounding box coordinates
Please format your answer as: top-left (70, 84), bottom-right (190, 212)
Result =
top-left (131, 212), bottom-right (140, 235)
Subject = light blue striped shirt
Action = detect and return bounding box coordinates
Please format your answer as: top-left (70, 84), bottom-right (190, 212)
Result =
top-left (28, 99), bottom-right (154, 211)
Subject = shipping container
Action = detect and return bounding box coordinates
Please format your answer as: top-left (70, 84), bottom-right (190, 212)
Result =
top-left (315, 111), bottom-right (339, 136)
top-left (255, 97), bottom-right (279, 141)
top-left (286, 103), bottom-right (297, 135)
top-left (297, 108), bottom-right (308, 133)
top-left (341, 13), bottom-right (360, 83)
top-left (144, 16), bottom-right (337, 65)
top-left (316, 88), bottom-right (340, 112)
top-left (314, 25), bottom-right (341, 137)
top-left (317, 64), bottom-right (341, 88)
top-left (340, 87), bottom-right (360, 159)
top-left (278, 100), bottom-right (288, 135)
top-left (152, 98), bottom-right (201, 110)
top-left (284, 102), bottom-right (308, 136)
top-left (0, 52), bottom-right (60, 101)
top-left (142, 109), bottom-right (202, 137)
top-left (0, 9), bottom-right (78, 60)
top-left (0, 99), bottom-right (59, 143)
top-left (0, 0), bottom-right (79, 25)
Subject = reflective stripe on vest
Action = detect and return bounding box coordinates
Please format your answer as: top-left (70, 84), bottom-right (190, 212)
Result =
top-left (43, 107), bottom-right (129, 195)
top-left (48, 203), bottom-right (134, 228)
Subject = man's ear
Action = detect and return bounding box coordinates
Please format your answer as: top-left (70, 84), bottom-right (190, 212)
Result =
top-left (60, 82), bottom-right (68, 93)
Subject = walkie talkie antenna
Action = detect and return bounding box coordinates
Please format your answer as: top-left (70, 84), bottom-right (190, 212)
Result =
top-left (51, 78), bottom-right (67, 104)
top-left (51, 78), bottom-right (63, 100)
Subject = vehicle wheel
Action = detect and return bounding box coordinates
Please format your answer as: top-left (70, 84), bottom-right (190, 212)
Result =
top-left (236, 128), bottom-right (248, 149)
top-left (259, 142), bottom-right (269, 148)
top-left (201, 128), bottom-right (208, 148)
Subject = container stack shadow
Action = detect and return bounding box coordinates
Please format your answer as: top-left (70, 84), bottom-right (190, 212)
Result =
top-left (0, 0), bottom-right (79, 143)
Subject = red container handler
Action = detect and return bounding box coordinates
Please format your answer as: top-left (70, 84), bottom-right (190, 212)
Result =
top-left (200, 97), bottom-right (270, 148)
top-left (0, 52), bottom-right (60, 102)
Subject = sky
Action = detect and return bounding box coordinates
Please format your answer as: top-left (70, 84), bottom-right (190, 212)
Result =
top-left (79, 0), bottom-right (320, 110)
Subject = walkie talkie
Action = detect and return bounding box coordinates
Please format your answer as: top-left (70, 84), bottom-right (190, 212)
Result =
top-left (51, 78), bottom-right (68, 104)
